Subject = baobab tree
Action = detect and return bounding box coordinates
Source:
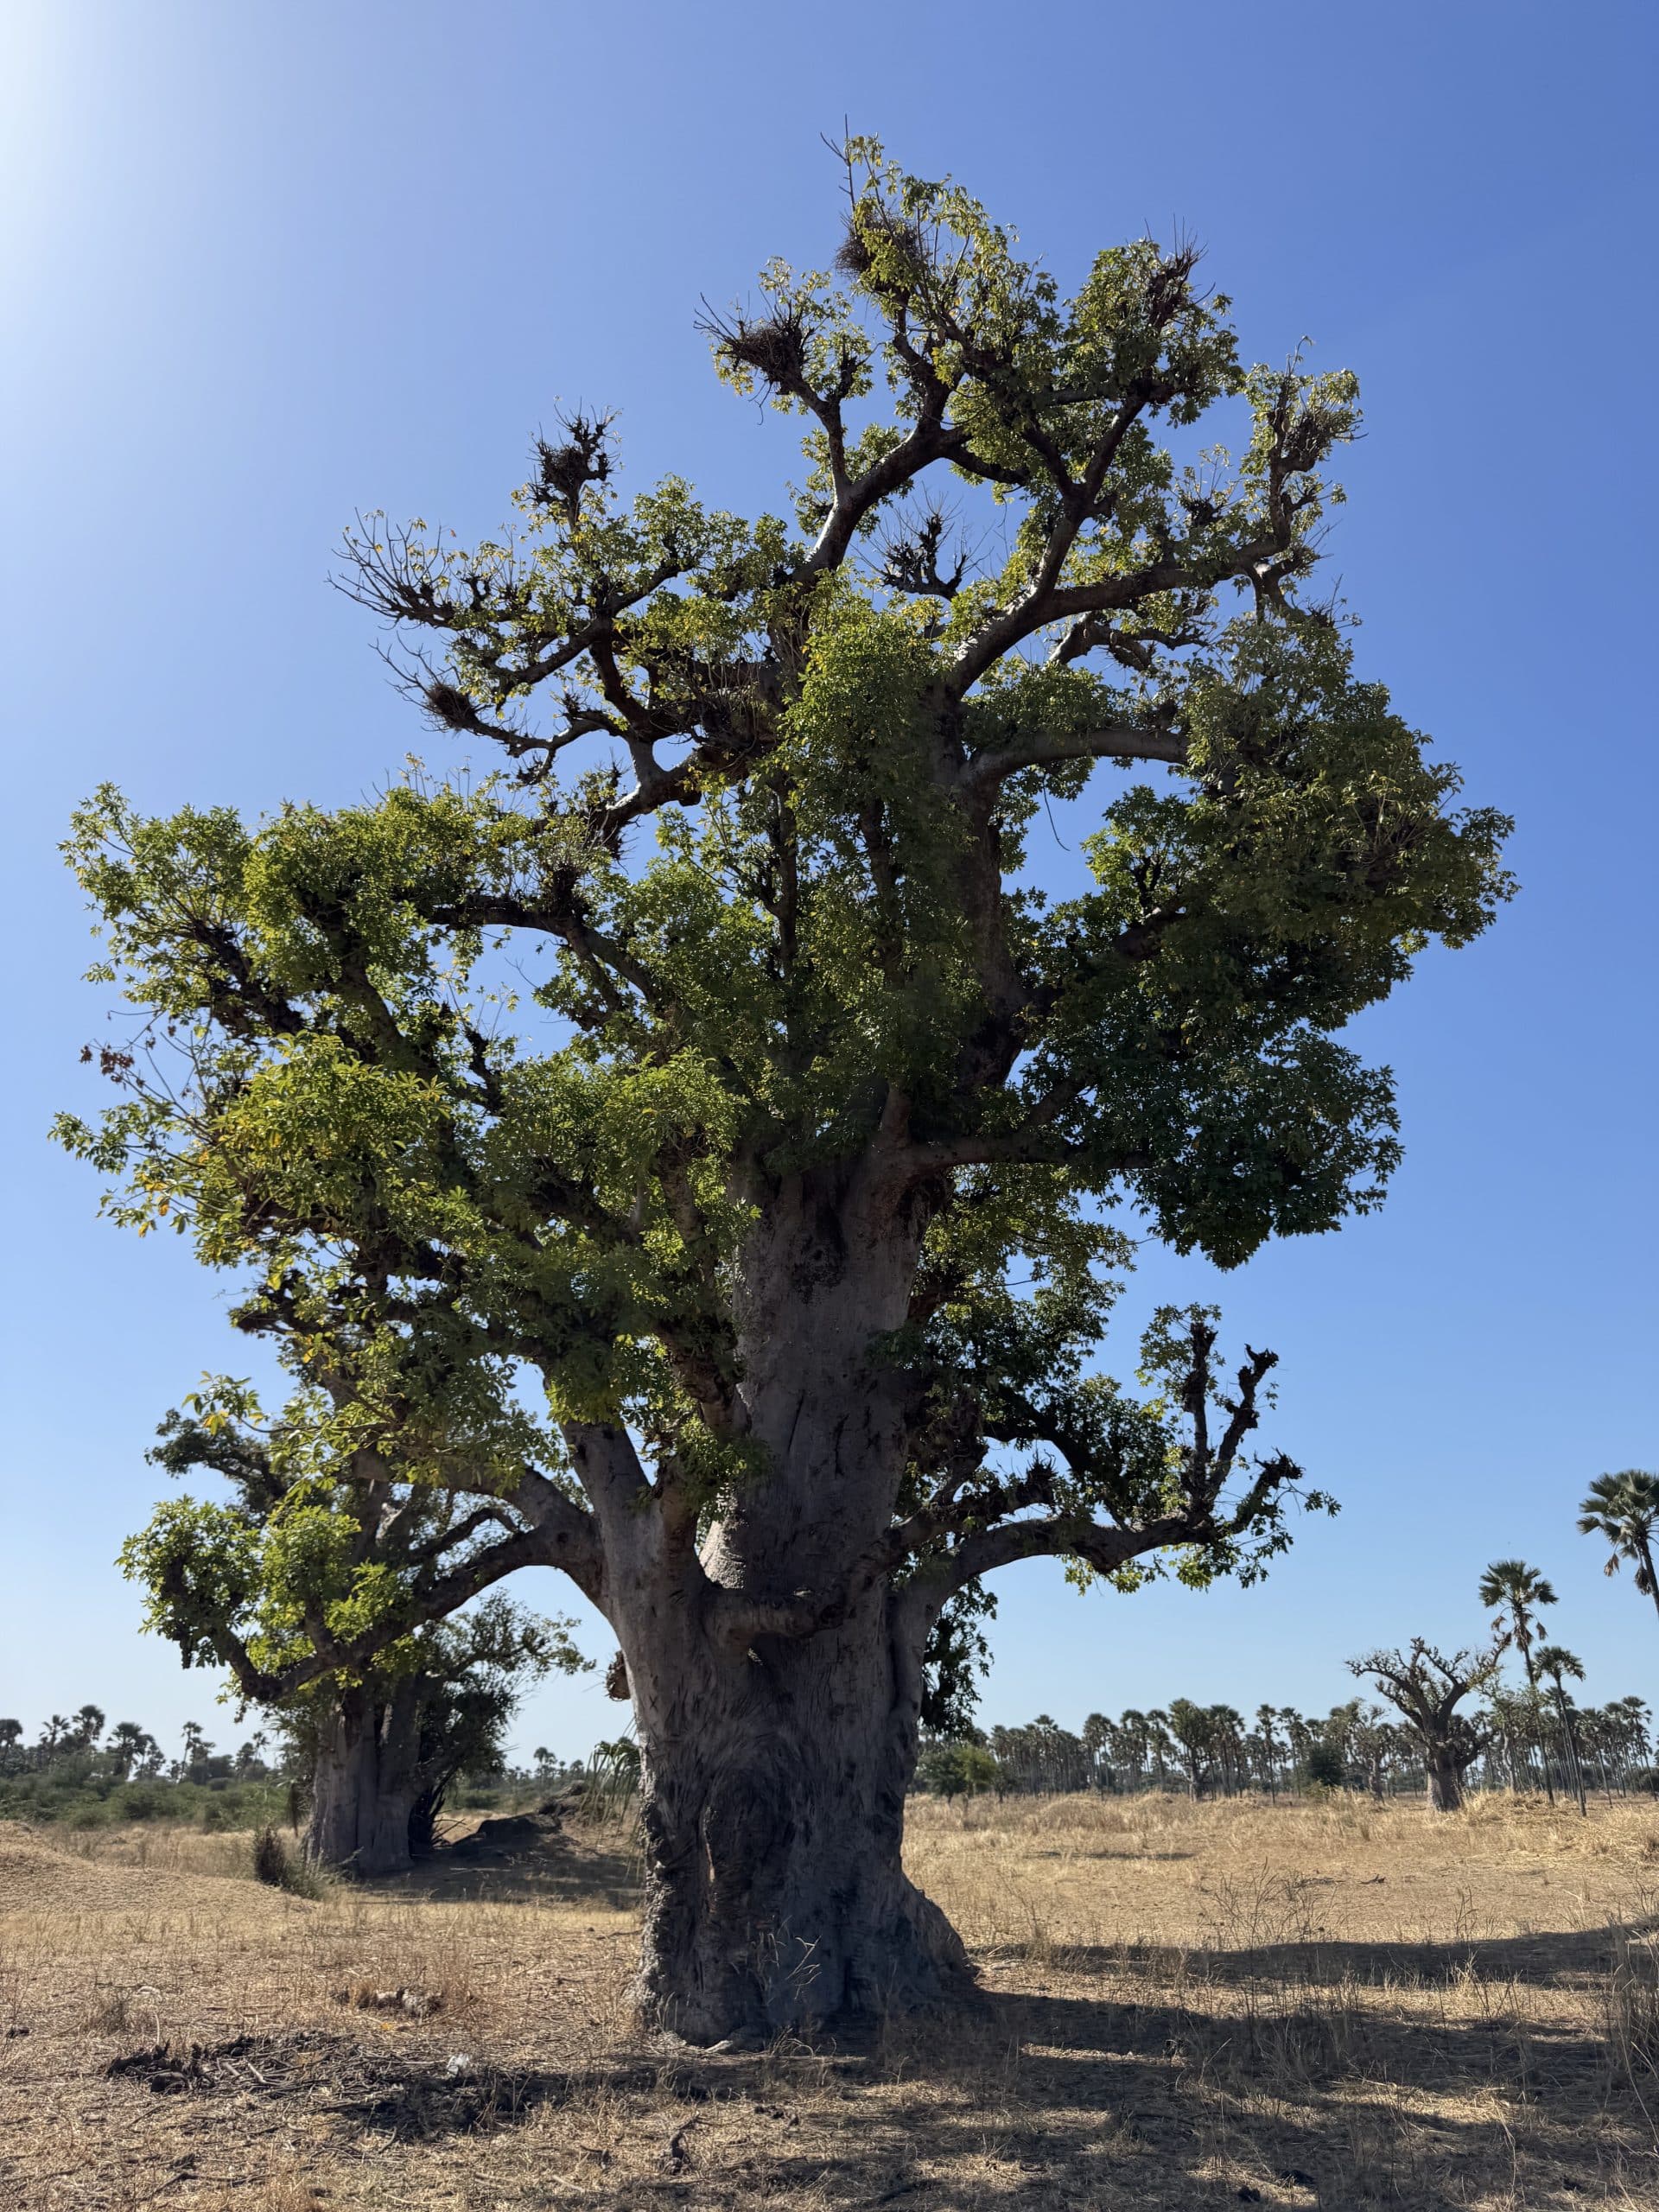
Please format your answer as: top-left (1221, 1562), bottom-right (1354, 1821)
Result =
top-left (1478, 1560), bottom-right (1557, 1800)
top-left (124, 1371), bottom-right (585, 1873)
top-left (1350, 1640), bottom-right (1507, 1811)
top-left (1578, 1472), bottom-right (1659, 1629)
top-left (1164, 1700), bottom-right (1219, 1798)
top-left (60, 144), bottom-right (1510, 2039)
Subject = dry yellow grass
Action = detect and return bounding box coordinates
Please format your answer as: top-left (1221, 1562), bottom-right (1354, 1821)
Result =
top-left (3, 1791), bottom-right (1657, 2209)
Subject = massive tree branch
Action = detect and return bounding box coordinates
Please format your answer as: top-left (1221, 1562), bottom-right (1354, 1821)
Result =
top-left (561, 1421), bottom-right (656, 1525)
top-left (193, 1522), bottom-right (563, 1707)
top-left (963, 721), bottom-right (1187, 791)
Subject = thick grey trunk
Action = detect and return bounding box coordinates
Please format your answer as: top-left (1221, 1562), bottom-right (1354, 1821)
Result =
top-left (306, 1681), bottom-right (423, 1877)
top-left (1425, 1751), bottom-right (1464, 1813)
top-left (626, 1603), bottom-right (969, 2041)
top-left (608, 1168), bottom-right (969, 2041)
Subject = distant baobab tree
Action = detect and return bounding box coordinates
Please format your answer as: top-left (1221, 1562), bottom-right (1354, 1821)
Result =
top-left (1349, 1638), bottom-right (1507, 1812)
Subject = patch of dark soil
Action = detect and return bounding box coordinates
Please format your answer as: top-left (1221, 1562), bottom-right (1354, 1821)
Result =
top-left (105, 2031), bottom-right (728, 2141)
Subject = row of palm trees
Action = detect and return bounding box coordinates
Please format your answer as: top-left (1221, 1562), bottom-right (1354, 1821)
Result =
top-left (1477, 1561), bottom-right (1581, 1805)
top-left (0, 1709), bottom-right (268, 1784)
top-left (1471, 1466), bottom-right (1659, 1810)
top-left (967, 1688), bottom-right (1653, 1804)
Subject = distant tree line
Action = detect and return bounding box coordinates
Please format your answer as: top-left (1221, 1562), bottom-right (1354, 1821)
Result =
top-left (916, 1481), bottom-right (1659, 1811)
top-left (916, 1685), bottom-right (1654, 1804)
top-left (0, 1707), bottom-right (270, 1785)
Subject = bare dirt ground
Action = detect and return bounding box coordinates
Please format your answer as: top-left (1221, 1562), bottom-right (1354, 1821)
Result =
top-left (3, 1791), bottom-right (1657, 2210)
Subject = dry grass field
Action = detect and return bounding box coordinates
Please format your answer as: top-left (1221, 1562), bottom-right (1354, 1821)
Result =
top-left (3, 1791), bottom-right (1658, 2210)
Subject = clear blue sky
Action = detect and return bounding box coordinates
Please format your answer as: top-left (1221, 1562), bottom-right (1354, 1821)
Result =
top-left (3, 1), bottom-right (1655, 1765)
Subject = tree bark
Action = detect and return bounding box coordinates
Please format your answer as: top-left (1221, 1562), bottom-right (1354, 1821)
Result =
top-left (1425, 1751), bottom-right (1464, 1813)
top-left (620, 1586), bottom-right (971, 2041)
top-left (305, 1680), bottom-right (424, 1877)
top-left (599, 1171), bottom-right (987, 2041)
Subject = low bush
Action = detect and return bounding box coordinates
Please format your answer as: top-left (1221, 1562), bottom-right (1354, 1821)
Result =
top-left (251, 1827), bottom-right (327, 1898)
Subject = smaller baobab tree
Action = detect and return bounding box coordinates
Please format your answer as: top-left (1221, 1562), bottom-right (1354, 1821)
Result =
top-left (124, 1366), bottom-right (588, 1873)
top-left (1534, 1644), bottom-right (1589, 1815)
top-left (1164, 1699), bottom-right (1217, 1799)
top-left (1349, 1638), bottom-right (1508, 1812)
top-left (1478, 1560), bottom-right (1557, 1802)
top-left (1578, 1473), bottom-right (1659, 1630)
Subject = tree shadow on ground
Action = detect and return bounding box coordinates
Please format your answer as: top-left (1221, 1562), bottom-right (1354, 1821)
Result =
top-left (381, 1821), bottom-right (641, 1910)
top-left (232, 1838), bottom-right (1659, 2208)
top-left (1042, 1916), bottom-right (1659, 1993)
top-left (290, 1922), bottom-right (1657, 2205)
top-left (737, 1958), bottom-right (1656, 2209)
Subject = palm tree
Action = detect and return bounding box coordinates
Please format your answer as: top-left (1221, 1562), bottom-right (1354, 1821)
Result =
top-left (1535, 1644), bottom-right (1589, 1815)
top-left (1578, 1471), bottom-right (1659, 1629)
top-left (1281, 1707), bottom-right (1313, 1787)
top-left (71, 1704), bottom-right (106, 1751)
top-left (1611, 1694), bottom-right (1653, 1786)
top-left (107, 1721), bottom-right (153, 1781)
top-left (1208, 1706), bottom-right (1248, 1796)
top-left (1478, 1560), bottom-right (1558, 1802)
top-left (1145, 1710), bottom-right (1173, 1790)
top-left (1116, 1709), bottom-right (1152, 1791)
top-left (1081, 1713), bottom-right (1114, 1792)
top-left (1255, 1705), bottom-right (1281, 1798)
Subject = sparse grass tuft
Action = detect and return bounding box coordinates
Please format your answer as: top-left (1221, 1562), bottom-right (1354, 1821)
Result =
top-left (83, 1982), bottom-right (132, 2035)
top-left (251, 1824), bottom-right (328, 1898)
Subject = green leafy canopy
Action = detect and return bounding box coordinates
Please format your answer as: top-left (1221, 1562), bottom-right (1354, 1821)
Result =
top-left (61, 143), bottom-right (1510, 1634)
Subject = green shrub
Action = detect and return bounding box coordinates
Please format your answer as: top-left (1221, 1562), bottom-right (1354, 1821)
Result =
top-left (916, 1741), bottom-right (1001, 1798)
top-left (1305, 1742), bottom-right (1346, 1789)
